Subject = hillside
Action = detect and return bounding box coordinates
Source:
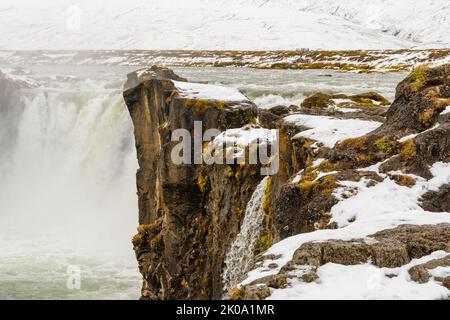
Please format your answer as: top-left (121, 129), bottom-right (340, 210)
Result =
top-left (0, 0), bottom-right (448, 50)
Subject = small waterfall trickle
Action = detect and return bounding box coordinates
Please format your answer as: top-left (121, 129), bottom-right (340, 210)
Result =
top-left (222, 176), bottom-right (269, 296)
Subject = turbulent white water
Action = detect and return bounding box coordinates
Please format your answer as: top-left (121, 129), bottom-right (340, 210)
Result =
top-left (222, 177), bottom-right (268, 296)
top-left (0, 66), bottom-right (141, 299)
top-left (0, 64), bottom-right (405, 299)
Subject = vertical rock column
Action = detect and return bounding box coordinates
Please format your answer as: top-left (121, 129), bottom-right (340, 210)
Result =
top-left (123, 66), bottom-right (258, 299)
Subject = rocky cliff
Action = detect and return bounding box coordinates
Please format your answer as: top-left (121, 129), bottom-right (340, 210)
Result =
top-left (124, 66), bottom-right (261, 299)
top-left (124, 64), bottom-right (450, 300)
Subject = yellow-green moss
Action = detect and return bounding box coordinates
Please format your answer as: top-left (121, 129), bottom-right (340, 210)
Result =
top-left (316, 160), bottom-right (335, 172)
top-left (257, 177), bottom-right (273, 254)
top-left (400, 139), bottom-right (417, 161)
top-left (408, 65), bottom-right (428, 92)
top-left (298, 175), bottom-right (338, 197)
top-left (183, 98), bottom-right (227, 113)
top-left (374, 136), bottom-right (396, 154)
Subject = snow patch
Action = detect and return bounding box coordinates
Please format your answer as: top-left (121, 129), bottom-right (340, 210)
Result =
top-left (284, 114), bottom-right (381, 148)
top-left (172, 80), bottom-right (248, 102)
top-left (269, 251), bottom-right (450, 300)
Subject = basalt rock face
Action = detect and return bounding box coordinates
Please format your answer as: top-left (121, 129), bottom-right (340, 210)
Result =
top-left (124, 67), bottom-right (259, 299)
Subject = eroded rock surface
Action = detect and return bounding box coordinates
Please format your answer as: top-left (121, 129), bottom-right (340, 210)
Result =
top-left (124, 66), bottom-right (260, 299)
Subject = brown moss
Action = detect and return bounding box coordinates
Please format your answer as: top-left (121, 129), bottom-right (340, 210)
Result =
top-left (315, 212), bottom-right (332, 230)
top-left (230, 287), bottom-right (246, 300)
top-left (339, 136), bottom-right (369, 151)
top-left (301, 92), bottom-right (331, 109)
top-left (183, 98), bottom-right (228, 113)
top-left (391, 174), bottom-right (416, 188)
top-left (150, 233), bottom-right (164, 249)
top-left (418, 107), bottom-right (435, 125)
top-left (133, 220), bottom-right (163, 248)
top-left (350, 92), bottom-right (390, 106)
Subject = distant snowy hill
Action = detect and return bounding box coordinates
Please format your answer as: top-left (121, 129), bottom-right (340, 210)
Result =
top-left (0, 0), bottom-right (448, 50)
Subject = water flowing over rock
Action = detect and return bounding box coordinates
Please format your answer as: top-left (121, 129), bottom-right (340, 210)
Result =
top-left (222, 176), bottom-right (268, 296)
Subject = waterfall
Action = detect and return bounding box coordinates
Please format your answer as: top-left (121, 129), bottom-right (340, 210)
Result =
top-left (222, 176), bottom-right (269, 296)
top-left (0, 66), bottom-right (141, 299)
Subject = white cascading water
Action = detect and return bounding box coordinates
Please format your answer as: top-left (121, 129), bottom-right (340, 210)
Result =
top-left (222, 176), bottom-right (269, 296)
top-left (0, 66), bottom-right (141, 299)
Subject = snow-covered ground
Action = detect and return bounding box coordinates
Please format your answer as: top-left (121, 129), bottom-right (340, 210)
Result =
top-left (284, 114), bottom-right (381, 148)
top-left (243, 161), bottom-right (450, 299)
top-left (173, 80), bottom-right (248, 102)
top-left (0, 0), bottom-right (449, 50)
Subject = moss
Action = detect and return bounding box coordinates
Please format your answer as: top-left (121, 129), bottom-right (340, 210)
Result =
top-left (301, 93), bottom-right (331, 109)
top-left (350, 92), bottom-right (390, 106)
top-left (183, 98), bottom-right (227, 113)
top-left (400, 139), bottom-right (417, 161)
top-left (235, 168), bottom-right (243, 181)
top-left (298, 175), bottom-right (338, 197)
top-left (257, 234), bottom-right (271, 254)
top-left (297, 175), bottom-right (339, 198)
top-left (418, 107), bottom-right (435, 125)
top-left (197, 173), bottom-right (209, 193)
top-left (133, 220), bottom-right (163, 248)
top-left (226, 166), bottom-right (234, 178)
top-left (301, 167), bottom-right (319, 182)
top-left (374, 136), bottom-right (396, 154)
top-left (137, 220), bottom-right (162, 234)
top-left (339, 136), bottom-right (369, 151)
top-left (392, 174), bottom-right (416, 188)
top-left (150, 233), bottom-right (164, 249)
top-left (230, 287), bottom-right (246, 300)
top-left (386, 65), bottom-right (409, 72)
top-left (316, 160), bottom-right (335, 172)
top-left (257, 177), bottom-right (273, 254)
top-left (408, 65), bottom-right (428, 92)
